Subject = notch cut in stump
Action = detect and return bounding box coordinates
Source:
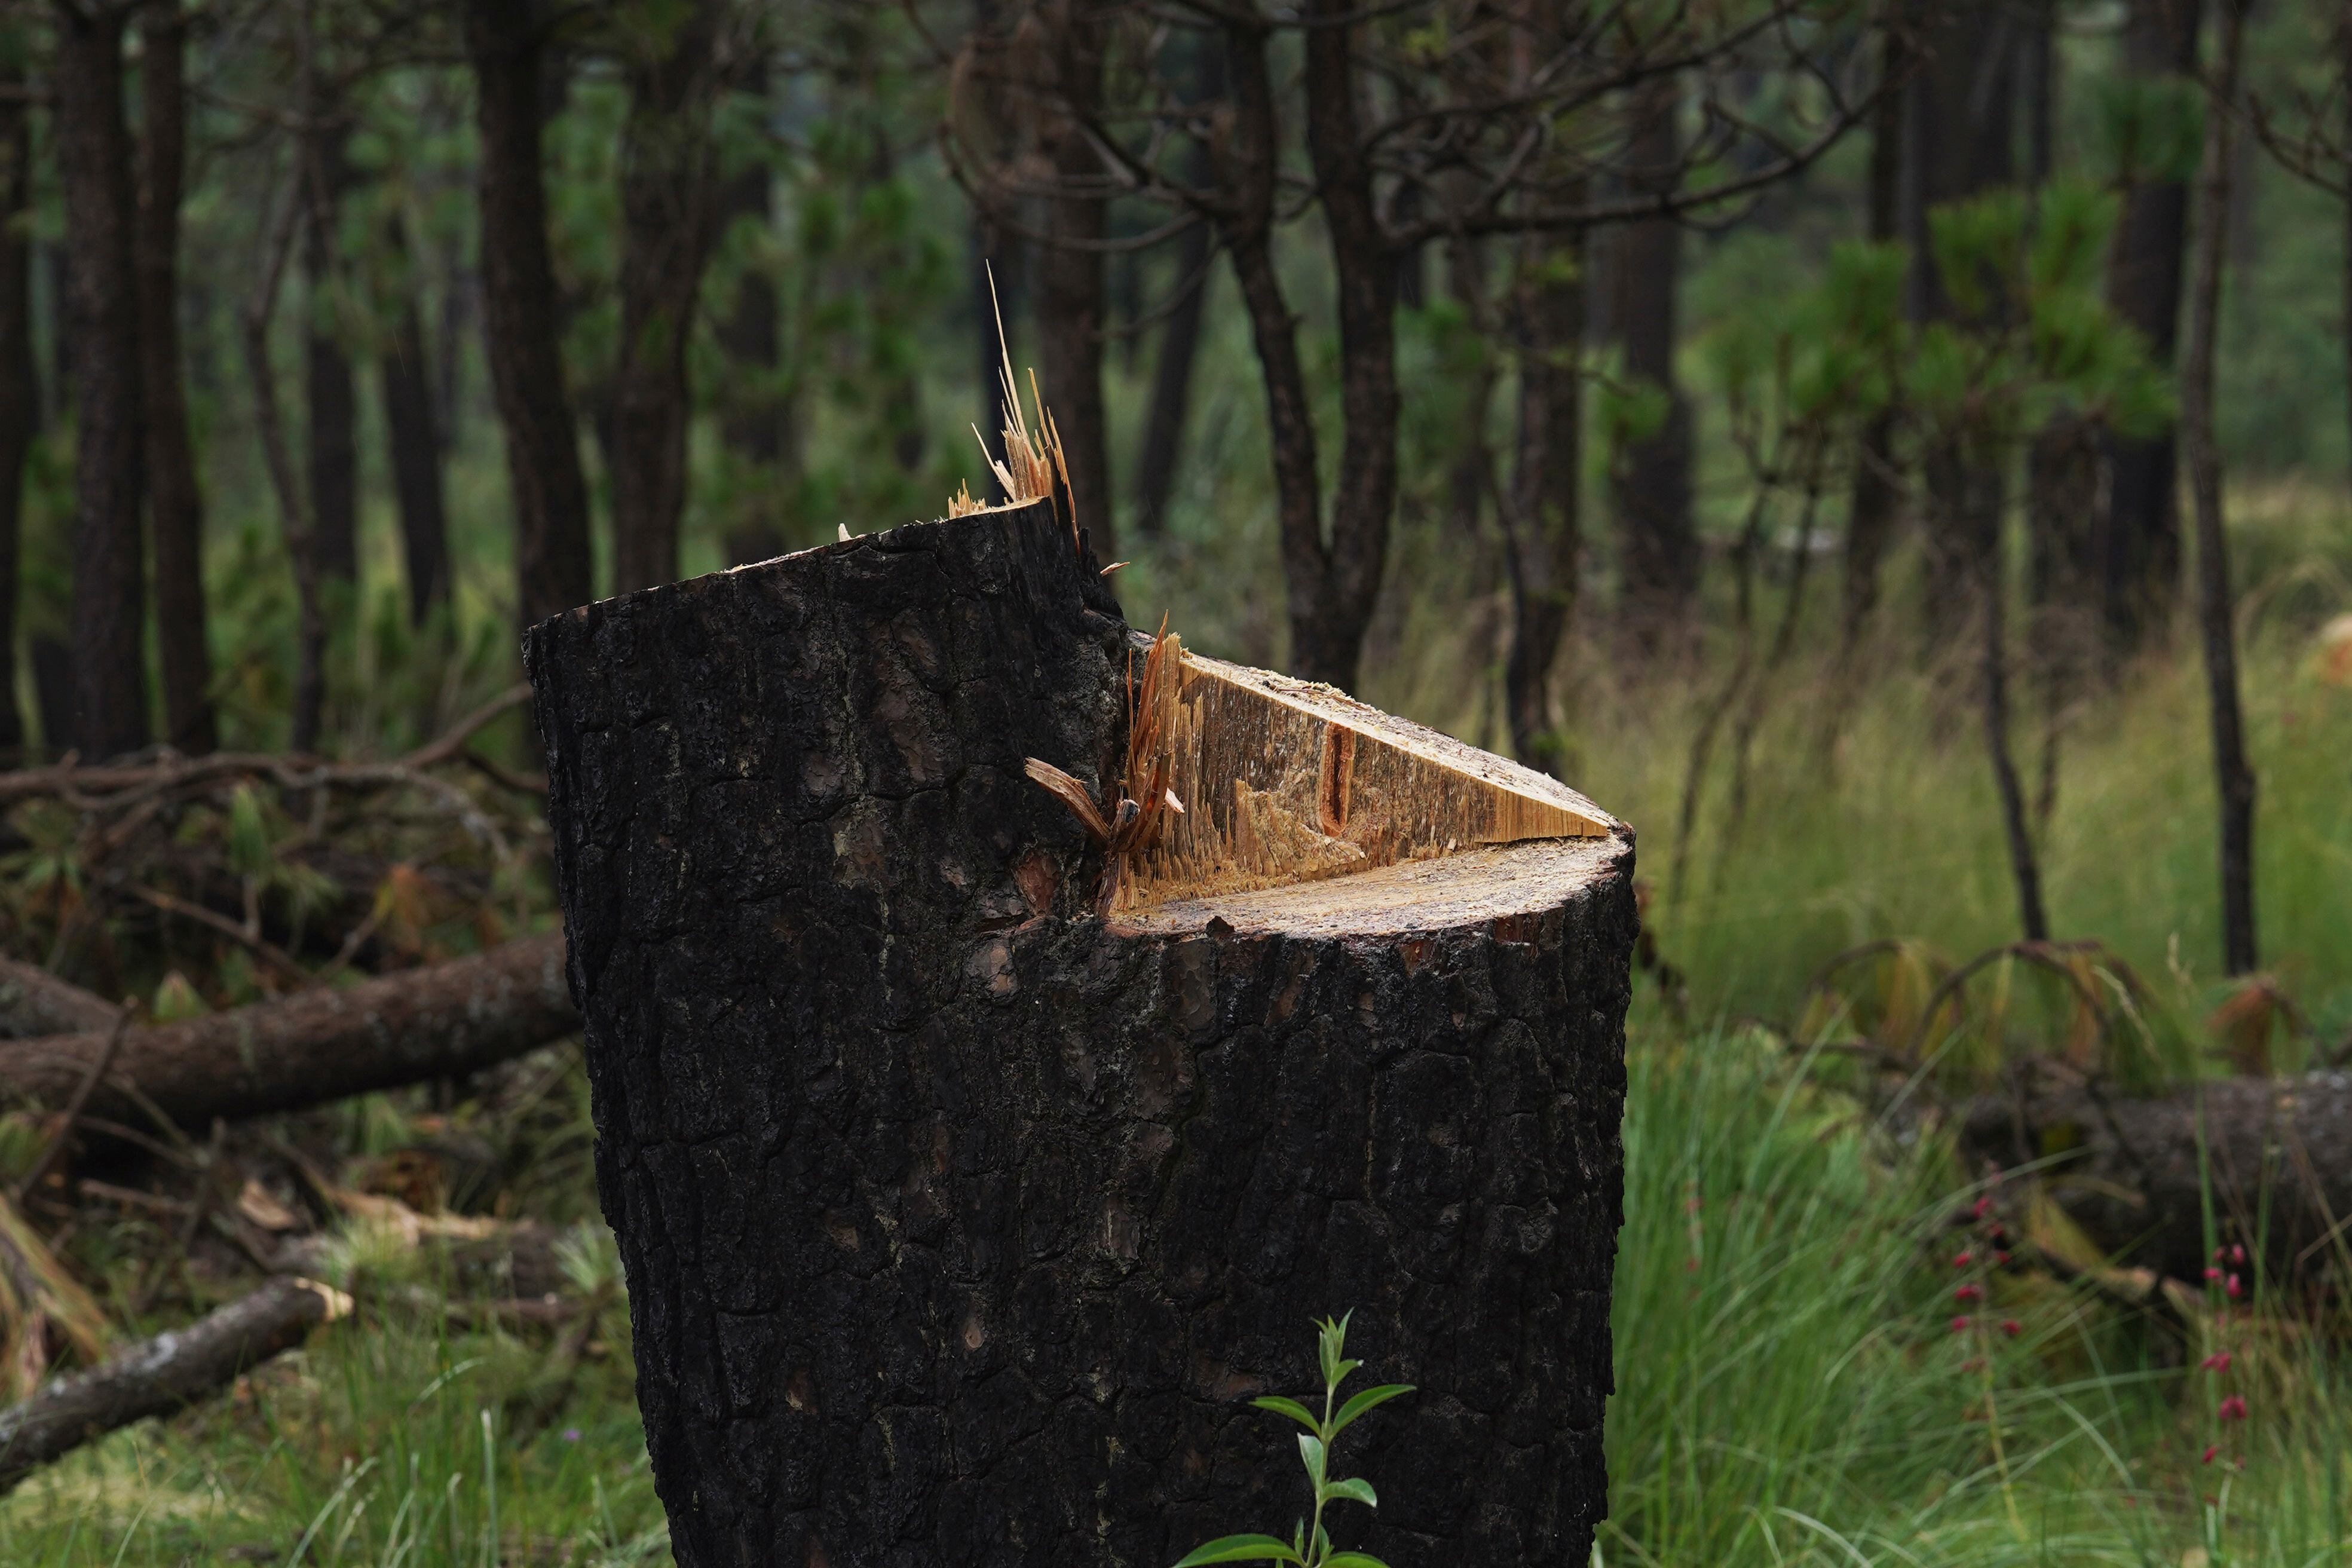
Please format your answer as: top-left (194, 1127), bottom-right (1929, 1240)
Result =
top-left (526, 497), bottom-right (1634, 1567)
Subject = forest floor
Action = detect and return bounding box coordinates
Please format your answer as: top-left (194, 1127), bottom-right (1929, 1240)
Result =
top-left (5, 529), bottom-right (2351, 1566)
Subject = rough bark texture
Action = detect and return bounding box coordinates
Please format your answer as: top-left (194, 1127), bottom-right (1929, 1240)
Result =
top-left (0, 30), bottom-right (33, 758)
top-left (136, 4), bottom-right (215, 754)
top-left (1609, 76), bottom-right (1696, 645)
top-left (1034, 0), bottom-right (1114, 558)
top-left (52, 0), bottom-right (150, 761)
top-left (379, 215), bottom-right (451, 625)
top-left (2097, 0), bottom-right (2203, 656)
top-left (0, 932), bottom-right (575, 1129)
top-left (1962, 1068), bottom-right (2352, 1290)
top-left (526, 498), bottom-right (1631, 1566)
top-left (608, 0), bottom-right (720, 595)
top-left (0, 957), bottom-right (118, 1039)
top-left (0, 1276), bottom-right (341, 1495)
top-left (464, 0), bottom-right (595, 625)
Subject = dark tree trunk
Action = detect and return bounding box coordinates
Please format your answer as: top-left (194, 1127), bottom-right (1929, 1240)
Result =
top-left (2097, 0), bottom-right (2204, 656)
top-left (303, 121), bottom-right (359, 589)
top-left (608, 0), bottom-right (720, 595)
top-left (1905, 4), bottom-right (2014, 650)
top-left (1294, 0), bottom-right (1399, 692)
top-left (1609, 75), bottom-right (1696, 645)
top-left (1502, 225), bottom-right (1584, 777)
top-left (464, 0), bottom-right (595, 625)
top-left (716, 63), bottom-right (789, 566)
top-left (1840, 20), bottom-right (1908, 656)
top-left (2180, 0), bottom-right (2256, 976)
top-left (135, 4), bottom-right (213, 755)
top-left (1130, 213), bottom-right (1209, 539)
top-left (525, 497), bottom-right (1632, 1568)
top-left (379, 217), bottom-right (451, 625)
top-left (1034, 0), bottom-right (1114, 556)
top-left (0, 33), bottom-right (33, 758)
top-left (52, 0), bottom-right (149, 761)
top-left (29, 638), bottom-right (72, 755)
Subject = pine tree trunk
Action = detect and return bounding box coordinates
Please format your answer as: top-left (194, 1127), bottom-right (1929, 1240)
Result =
top-left (0, 30), bottom-right (33, 759)
top-left (52, 0), bottom-right (149, 761)
top-left (379, 217), bottom-right (450, 626)
top-left (1609, 75), bottom-right (1695, 646)
top-left (608, 0), bottom-right (719, 595)
top-left (464, 0), bottom-right (594, 626)
top-left (136, 3), bottom-right (213, 755)
top-left (2098, 0), bottom-right (2204, 656)
top-left (1131, 209), bottom-right (1211, 538)
top-left (526, 499), bottom-right (1633, 1568)
top-left (716, 62), bottom-right (788, 567)
top-left (1035, 0), bottom-right (1114, 557)
top-left (1503, 224), bottom-right (1583, 777)
top-left (304, 121), bottom-right (359, 590)
top-left (1840, 19), bottom-right (1907, 656)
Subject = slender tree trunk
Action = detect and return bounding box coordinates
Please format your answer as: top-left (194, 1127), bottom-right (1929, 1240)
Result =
top-left (2342, 2), bottom-right (2351, 483)
top-left (1610, 74), bottom-right (1696, 647)
top-left (1295, 0), bottom-right (1398, 692)
top-left (1841, 20), bottom-right (1907, 656)
top-left (716, 63), bottom-right (788, 566)
top-left (0, 32), bottom-right (33, 758)
top-left (1131, 213), bottom-right (1210, 538)
top-left (608, 0), bottom-right (720, 595)
top-left (2180, 0), bottom-right (2257, 975)
top-left (52, 1), bottom-right (148, 760)
top-left (378, 215), bottom-right (450, 626)
top-left (1501, 223), bottom-right (1584, 777)
top-left (1975, 455), bottom-right (2048, 941)
top-left (1034, 0), bottom-right (1114, 556)
top-left (464, 0), bottom-right (594, 625)
top-left (302, 121), bottom-right (357, 590)
top-left (1907, 4), bottom-right (2014, 651)
top-left (244, 181), bottom-right (326, 755)
top-left (2099, 0), bottom-right (2204, 657)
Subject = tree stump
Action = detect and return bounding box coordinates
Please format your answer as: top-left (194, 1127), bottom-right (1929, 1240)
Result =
top-left (526, 497), bottom-right (1635, 1567)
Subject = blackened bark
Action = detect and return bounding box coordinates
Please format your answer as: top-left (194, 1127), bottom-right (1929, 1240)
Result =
top-left (52, 0), bottom-right (149, 760)
top-left (525, 497), bottom-right (1631, 1567)
top-left (1294, 0), bottom-right (1398, 691)
top-left (0, 34), bottom-right (33, 758)
top-left (1609, 75), bottom-right (1696, 644)
top-left (2099, 0), bottom-right (2203, 654)
top-left (1840, 21), bottom-right (1907, 656)
top-left (136, 4), bottom-right (213, 754)
top-left (1502, 226), bottom-right (1583, 777)
top-left (464, 0), bottom-right (595, 624)
top-left (2180, 0), bottom-right (2256, 975)
top-left (716, 63), bottom-right (788, 566)
top-left (608, 0), bottom-right (720, 594)
top-left (1035, 0), bottom-right (1114, 556)
top-left (303, 121), bottom-right (359, 589)
top-left (379, 218), bottom-right (451, 624)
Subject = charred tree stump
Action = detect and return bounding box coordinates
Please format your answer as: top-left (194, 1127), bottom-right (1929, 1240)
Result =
top-left (526, 497), bottom-right (1635, 1566)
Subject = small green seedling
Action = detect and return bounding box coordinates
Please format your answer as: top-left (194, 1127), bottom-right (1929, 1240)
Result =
top-left (1172, 1311), bottom-right (1414, 1567)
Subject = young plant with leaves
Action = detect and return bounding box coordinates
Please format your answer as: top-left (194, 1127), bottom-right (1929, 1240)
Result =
top-left (1172, 1312), bottom-right (1412, 1568)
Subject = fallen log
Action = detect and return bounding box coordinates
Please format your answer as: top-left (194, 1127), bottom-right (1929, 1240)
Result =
top-left (0, 1274), bottom-right (349, 1494)
top-left (1961, 1064), bottom-right (2352, 1287)
top-left (0, 960), bottom-right (119, 1039)
top-left (528, 494), bottom-right (1634, 1565)
top-left (0, 932), bottom-right (576, 1132)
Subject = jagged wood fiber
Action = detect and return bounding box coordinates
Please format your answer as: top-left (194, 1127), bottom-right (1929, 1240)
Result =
top-left (526, 498), bottom-right (1633, 1566)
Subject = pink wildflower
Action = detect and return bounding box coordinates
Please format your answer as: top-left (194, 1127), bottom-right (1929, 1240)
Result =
top-left (1955, 1282), bottom-right (1982, 1304)
top-left (2219, 1395), bottom-right (2248, 1422)
top-left (2201, 1350), bottom-right (2232, 1373)
top-left (1949, 1315), bottom-right (1972, 1334)
top-left (2203, 1444), bottom-right (2220, 1465)
top-left (1999, 1319), bottom-right (2021, 1338)
top-left (2226, 1273), bottom-right (2243, 1299)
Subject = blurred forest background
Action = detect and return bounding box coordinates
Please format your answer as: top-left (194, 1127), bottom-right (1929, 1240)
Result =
top-left (4, 0), bottom-right (2352, 1563)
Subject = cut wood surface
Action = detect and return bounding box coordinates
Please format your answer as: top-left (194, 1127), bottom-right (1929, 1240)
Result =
top-left (0, 1275), bottom-right (348, 1494)
top-left (528, 495), bottom-right (1634, 1567)
top-left (0, 932), bottom-right (575, 1131)
top-left (1120, 645), bottom-right (1615, 909)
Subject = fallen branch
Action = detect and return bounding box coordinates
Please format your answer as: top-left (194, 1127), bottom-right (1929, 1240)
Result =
top-left (0, 932), bottom-right (577, 1131)
top-left (0, 1275), bottom-right (350, 1495)
top-left (0, 960), bottom-right (119, 1040)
